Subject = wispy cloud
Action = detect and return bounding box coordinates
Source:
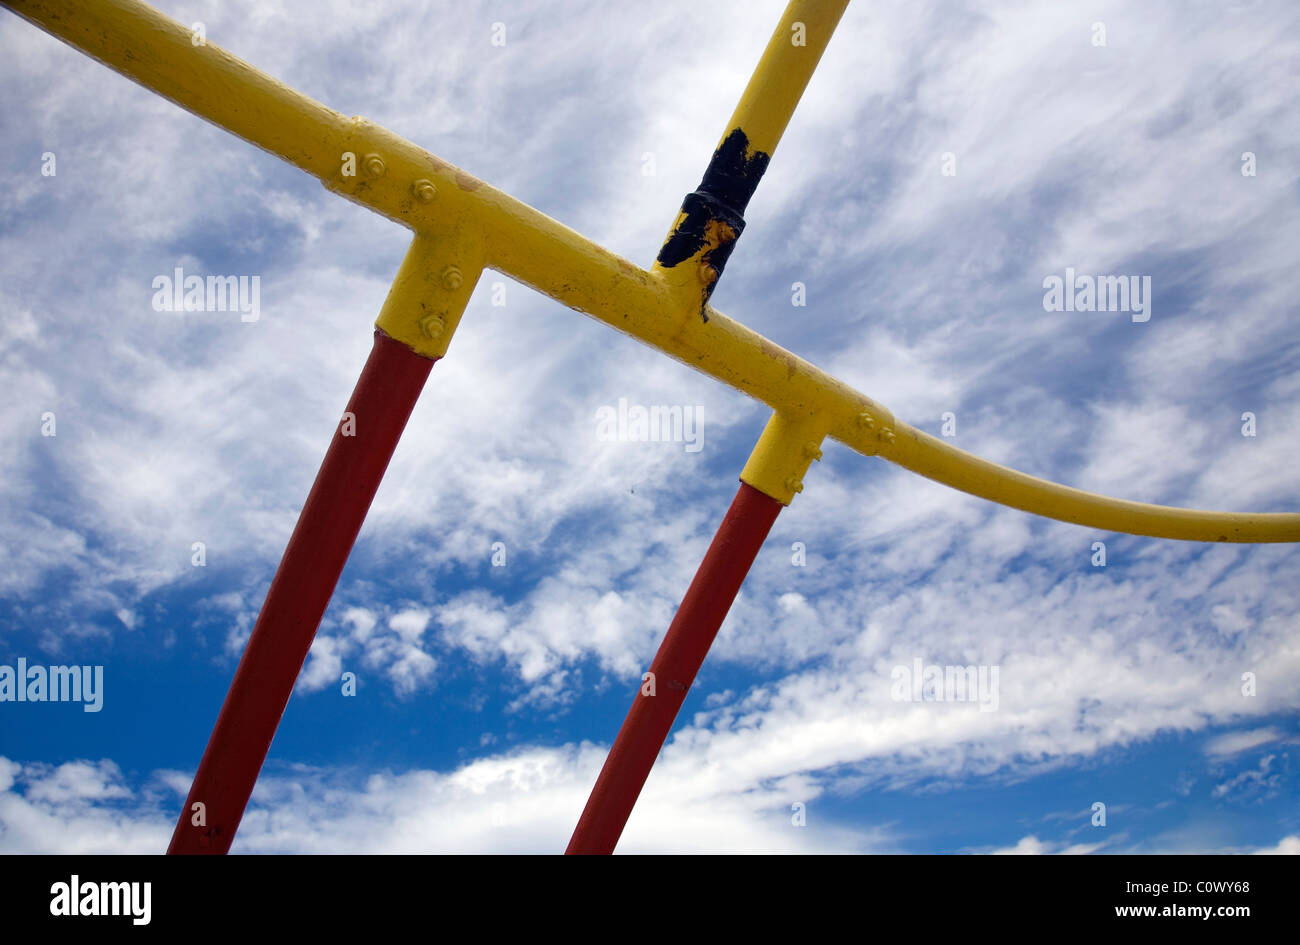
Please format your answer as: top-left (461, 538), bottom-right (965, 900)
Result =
top-left (1, 0), bottom-right (1298, 853)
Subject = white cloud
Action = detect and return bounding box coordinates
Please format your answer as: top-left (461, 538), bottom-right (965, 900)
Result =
top-left (0, 759), bottom-right (166, 854)
top-left (1, 0), bottom-right (1298, 854)
top-left (1252, 836), bottom-right (1300, 855)
top-left (4, 751), bottom-right (1295, 855)
top-left (0, 751), bottom-right (883, 854)
top-left (1210, 755), bottom-right (1280, 800)
top-left (1203, 727), bottom-right (1283, 758)
top-left (297, 605), bottom-right (439, 697)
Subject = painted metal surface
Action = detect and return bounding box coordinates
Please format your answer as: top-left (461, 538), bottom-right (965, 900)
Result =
top-left (566, 483), bottom-right (785, 855)
top-left (3, 0), bottom-right (1297, 856)
top-left (6, 0), bottom-right (1294, 540)
top-left (653, 0), bottom-right (850, 313)
top-left (166, 328), bottom-right (437, 854)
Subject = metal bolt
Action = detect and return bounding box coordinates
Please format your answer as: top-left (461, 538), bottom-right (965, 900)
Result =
top-left (803, 442), bottom-right (823, 461)
top-left (878, 428), bottom-right (896, 444)
top-left (363, 153), bottom-right (386, 178)
top-left (856, 412), bottom-right (874, 429)
top-left (441, 266), bottom-right (463, 290)
top-left (412, 179), bottom-right (436, 202)
top-left (784, 477), bottom-right (804, 495)
top-left (419, 313), bottom-right (445, 339)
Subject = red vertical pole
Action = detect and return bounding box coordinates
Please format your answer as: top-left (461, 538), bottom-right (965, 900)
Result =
top-left (168, 329), bottom-right (434, 854)
top-left (566, 482), bottom-right (783, 854)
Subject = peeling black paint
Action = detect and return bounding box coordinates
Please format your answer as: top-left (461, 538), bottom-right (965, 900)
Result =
top-left (657, 191), bottom-right (743, 271)
top-left (697, 126), bottom-right (771, 216)
top-left (656, 128), bottom-right (771, 314)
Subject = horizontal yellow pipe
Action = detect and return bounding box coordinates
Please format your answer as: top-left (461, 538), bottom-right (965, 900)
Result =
top-left (8, 0), bottom-right (1299, 543)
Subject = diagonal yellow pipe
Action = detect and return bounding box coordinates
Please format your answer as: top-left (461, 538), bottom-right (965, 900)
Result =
top-left (2, 0), bottom-right (353, 179)
top-left (719, 0), bottom-right (850, 159)
top-left (4, 0), bottom-right (1298, 542)
top-left (650, 0), bottom-right (851, 311)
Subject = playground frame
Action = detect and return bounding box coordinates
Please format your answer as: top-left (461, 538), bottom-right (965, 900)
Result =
top-left (4, 0), bottom-right (1296, 854)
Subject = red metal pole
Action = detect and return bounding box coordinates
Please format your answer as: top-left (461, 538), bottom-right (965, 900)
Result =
top-left (566, 481), bottom-right (783, 854)
top-left (168, 329), bottom-right (434, 854)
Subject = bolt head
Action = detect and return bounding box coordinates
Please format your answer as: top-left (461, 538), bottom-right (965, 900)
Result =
top-left (803, 442), bottom-right (823, 461)
top-left (412, 179), bottom-right (437, 202)
top-left (419, 313), bottom-right (445, 338)
top-left (363, 153), bottom-right (386, 178)
top-left (784, 477), bottom-right (804, 495)
top-left (856, 412), bottom-right (875, 429)
top-left (879, 429), bottom-right (896, 444)
top-left (441, 266), bottom-right (464, 290)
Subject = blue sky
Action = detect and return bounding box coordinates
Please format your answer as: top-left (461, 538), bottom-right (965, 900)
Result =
top-left (1, 0), bottom-right (1298, 853)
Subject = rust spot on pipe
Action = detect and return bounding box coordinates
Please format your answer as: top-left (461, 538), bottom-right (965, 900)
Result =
top-left (455, 168), bottom-right (484, 191)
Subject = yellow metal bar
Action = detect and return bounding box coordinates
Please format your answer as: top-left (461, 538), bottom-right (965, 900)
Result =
top-left (4, 0), bottom-right (352, 181)
top-left (6, 0), bottom-right (1299, 543)
top-left (718, 0), bottom-right (850, 159)
top-left (376, 230), bottom-right (484, 360)
top-left (740, 412), bottom-right (829, 505)
top-left (650, 0), bottom-right (851, 311)
top-left (885, 424), bottom-right (1300, 543)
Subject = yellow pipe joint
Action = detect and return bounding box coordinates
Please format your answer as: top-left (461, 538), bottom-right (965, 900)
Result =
top-left (741, 412), bottom-right (831, 505)
top-left (376, 230), bottom-right (484, 361)
top-left (5, 0), bottom-right (1299, 544)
